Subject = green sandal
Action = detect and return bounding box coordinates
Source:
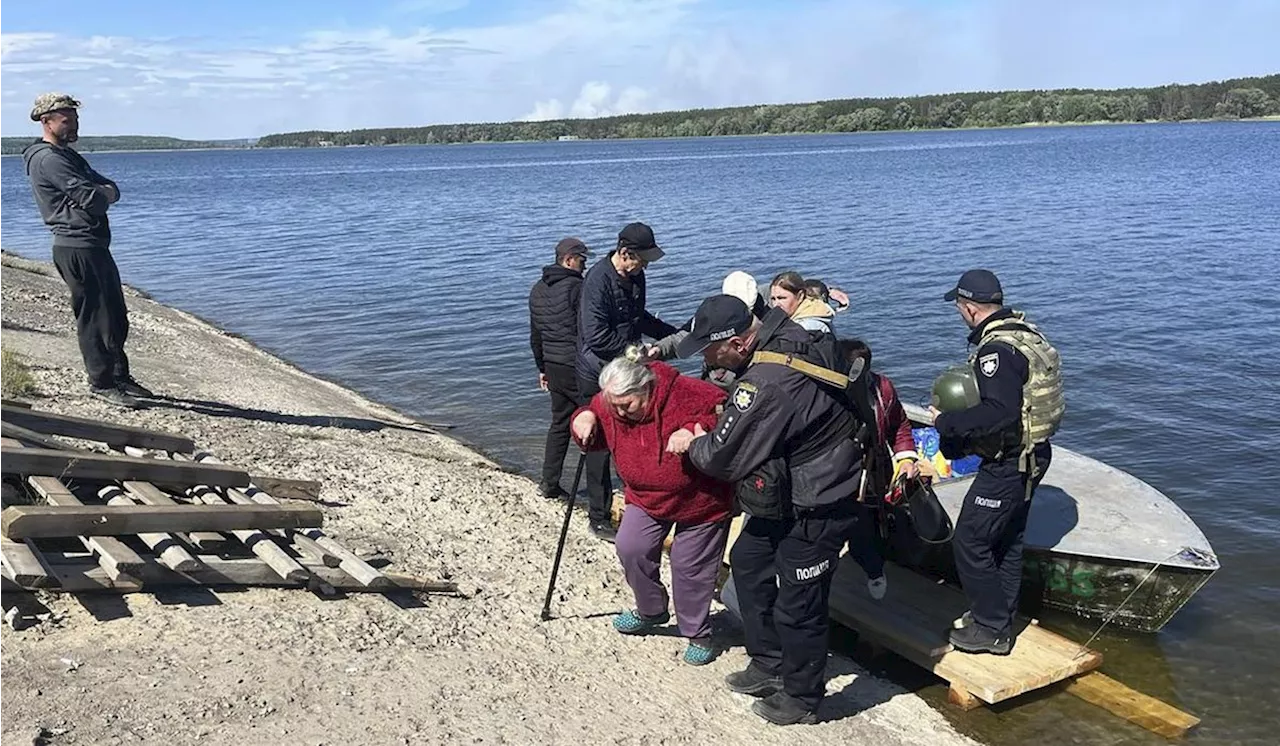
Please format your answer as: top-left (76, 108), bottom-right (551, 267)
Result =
top-left (612, 609), bottom-right (670, 635)
top-left (683, 641), bottom-right (717, 666)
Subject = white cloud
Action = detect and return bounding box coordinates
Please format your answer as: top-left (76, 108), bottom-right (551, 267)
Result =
top-left (390, 0), bottom-right (471, 14)
top-left (523, 81), bottom-right (655, 121)
top-left (0, 0), bottom-right (1275, 139)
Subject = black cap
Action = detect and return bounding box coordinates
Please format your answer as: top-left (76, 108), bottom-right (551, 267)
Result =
top-left (617, 222), bottom-right (665, 262)
top-left (675, 295), bottom-right (753, 359)
top-left (554, 237), bottom-right (590, 259)
top-left (943, 269), bottom-right (1003, 303)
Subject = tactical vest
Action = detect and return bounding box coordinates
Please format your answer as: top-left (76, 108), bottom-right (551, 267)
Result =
top-left (970, 311), bottom-right (1065, 469)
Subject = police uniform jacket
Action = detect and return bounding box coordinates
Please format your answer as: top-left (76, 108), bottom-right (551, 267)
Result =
top-left (687, 319), bottom-right (863, 514)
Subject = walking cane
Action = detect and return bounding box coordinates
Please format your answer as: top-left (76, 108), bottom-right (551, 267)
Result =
top-left (540, 452), bottom-right (589, 621)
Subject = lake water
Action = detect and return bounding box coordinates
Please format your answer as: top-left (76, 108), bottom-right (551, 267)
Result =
top-left (3, 123), bottom-right (1278, 745)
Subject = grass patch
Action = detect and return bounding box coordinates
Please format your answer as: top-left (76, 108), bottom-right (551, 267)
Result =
top-left (1, 348), bottom-right (38, 398)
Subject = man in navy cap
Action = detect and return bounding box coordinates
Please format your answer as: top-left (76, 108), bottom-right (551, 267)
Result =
top-left (573, 222), bottom-right (678, 541)
top-left (667, 294), bottom-right (865, 725)
top-left (931, 269), bottom-right (1065, 655)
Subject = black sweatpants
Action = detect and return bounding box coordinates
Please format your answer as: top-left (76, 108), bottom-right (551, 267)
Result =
top-left (952, 444), bottom-right (1053, 635)
top-left (575, 372), bottom-right (614, 525)
top-left (730, 502), bottom-right (858, 711)
top-left (51, 246), bottom-right (130, 390)
top-left (540, 363), bottom-right (580, 492)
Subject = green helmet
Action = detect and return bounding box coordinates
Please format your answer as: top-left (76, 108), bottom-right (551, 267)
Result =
top-left (931, 363), bottom-right (980, 412)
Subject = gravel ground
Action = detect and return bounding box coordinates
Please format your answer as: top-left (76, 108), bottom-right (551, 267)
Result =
top-left (0, 252), bottom-right (978, 746)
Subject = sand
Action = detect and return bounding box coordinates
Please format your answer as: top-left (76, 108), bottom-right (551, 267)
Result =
top-left (0, 252), bottom-right (978, 746)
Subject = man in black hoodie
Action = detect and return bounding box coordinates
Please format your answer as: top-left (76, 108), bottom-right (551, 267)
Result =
top-left (529, 237), bottom-right (590, 499)
top-left (21, 92), bottom-right (152, 409)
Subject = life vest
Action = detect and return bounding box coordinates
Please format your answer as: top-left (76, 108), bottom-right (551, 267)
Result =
top-left (970, 311), bottom-right (1065, 470)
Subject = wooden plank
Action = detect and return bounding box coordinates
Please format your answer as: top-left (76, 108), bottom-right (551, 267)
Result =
top-left (249, 475), bottom-right (323, 502)
top-left (121, 480), bottom-right (227, 549)
top-left (0, 405), bottom-right (194, 452)
top-left (99, 486), bottom-right (201, 572)
top-left (2, 503), bottom-right (322, 539)
top-left (1065, 671), bottom-right (1200, 738)
top-left (0, 447), bottom-right (248, 487)
top-left (190, 452), bottom-right (391, 589)
top-left (47, 563), bottom-right (144, 592)
top-left (26, 475), bottom-right (146, 579)
top-left (1, 536), bottom-right (54, 587)
top-left (947, 685), bottom-right (983, 711)
top-left (186, 484), bottom-right (309, 583)
top-left (1, 422), bottom-right (73, 451)
top-left (15, 554), bottom-right (457, 594)
top-left (828, 559), bottom-right (1103, 705)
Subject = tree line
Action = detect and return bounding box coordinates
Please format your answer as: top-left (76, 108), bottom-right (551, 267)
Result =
top-left (257, 74), bottom-right (1279, 148)
top-left (0, 135), bottom-right (254, 156)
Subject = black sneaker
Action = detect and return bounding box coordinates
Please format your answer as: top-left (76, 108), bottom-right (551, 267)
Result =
top-left (724, 662), bottom-right (783, 697)
top-left (539, 483), bottom-right (568, 500)
top-left (949, 622), bottom-right (1012, 655)
top-left (590, 521), bottom-right (617, 543)
top-left (90, 386), bottom-right (141, 410)
top-left (751, 691), bottom-right (818, 726)
top-left (116, 376), bottom-right (154, 398)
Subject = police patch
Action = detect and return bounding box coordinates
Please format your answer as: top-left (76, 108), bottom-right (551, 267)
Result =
top-left (979, 353), bottom-right (1000, 378)
top-left (732, 382), bottom-right (758, 411)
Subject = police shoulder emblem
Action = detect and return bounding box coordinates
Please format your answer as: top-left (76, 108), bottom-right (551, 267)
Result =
top-left (979, 352), bottom-right (1000, 377)
top-left (732, 382), bottom-right (759, 411)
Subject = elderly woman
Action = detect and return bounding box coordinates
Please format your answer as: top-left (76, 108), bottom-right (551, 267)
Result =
top-left (571, 356), bottom-right (733, 665)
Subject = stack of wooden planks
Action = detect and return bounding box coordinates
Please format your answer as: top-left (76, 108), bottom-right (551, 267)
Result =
top-left (0, 402), bottom-right (458, 605)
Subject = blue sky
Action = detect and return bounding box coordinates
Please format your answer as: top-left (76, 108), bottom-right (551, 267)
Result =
top-left (2, 0), bottom-right (1276, 139)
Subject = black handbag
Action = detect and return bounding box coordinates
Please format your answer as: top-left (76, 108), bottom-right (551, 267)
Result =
top-left (902, 477), bottom-right (954, 545)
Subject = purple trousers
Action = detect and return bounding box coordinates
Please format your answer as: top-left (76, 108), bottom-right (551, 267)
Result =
top-left (615, 504), bottom-right (729, 642)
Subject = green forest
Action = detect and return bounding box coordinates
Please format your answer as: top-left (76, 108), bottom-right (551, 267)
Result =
top-left (0, 135), bottom-right (254, 156)
top-left (257, 74), bottom-right (1279, 148)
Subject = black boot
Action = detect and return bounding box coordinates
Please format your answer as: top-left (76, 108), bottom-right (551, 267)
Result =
top-left (724, 662), bottom-right (782, 697)
top-left (751, 691), bottom-right (818, 726)
top-left (590, 521), bottom-right (617, 543)
top-left (949, 622), bottom-right (1012, 655)
top-left (116, 375), bottom-right (154, 398)
top-left (90, 386), bottom-right (141, 410)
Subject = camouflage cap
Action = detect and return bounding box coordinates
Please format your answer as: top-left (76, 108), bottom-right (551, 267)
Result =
top-left (30, 92), bottom-right (81, 121)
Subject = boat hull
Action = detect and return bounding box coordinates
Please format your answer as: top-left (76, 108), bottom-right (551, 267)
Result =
top-left (881, 529), bottom-right (1217, 633)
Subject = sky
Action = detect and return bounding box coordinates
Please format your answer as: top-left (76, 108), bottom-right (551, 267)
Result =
top-left (1, 0), bottom-right (1276, 140)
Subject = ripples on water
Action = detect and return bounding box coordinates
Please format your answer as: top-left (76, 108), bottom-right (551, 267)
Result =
top-left (3, 122), bottom-right (1279, 745)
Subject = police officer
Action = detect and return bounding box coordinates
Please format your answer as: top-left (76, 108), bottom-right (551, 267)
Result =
top-left (666, 294), bottom-right (863, 726)
top-left (930, 269), bottom-right (1064, 655)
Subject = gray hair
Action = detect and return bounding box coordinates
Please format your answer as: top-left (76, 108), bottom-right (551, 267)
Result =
top-left (598, 356), bottom-right (655, 398)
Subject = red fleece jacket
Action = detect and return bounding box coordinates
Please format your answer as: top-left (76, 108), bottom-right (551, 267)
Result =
top-left (572, 361), bottom-right (733, 525)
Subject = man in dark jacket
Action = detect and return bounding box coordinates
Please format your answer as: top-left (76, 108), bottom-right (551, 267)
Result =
top-left (21, 92), bottom-right (151, 409)
top-left (574, 222), bottom-right (678, 541)
top-left (529, 237), bottom-right (590, 499)
top-left (668, 295), bottom-right (864, 726)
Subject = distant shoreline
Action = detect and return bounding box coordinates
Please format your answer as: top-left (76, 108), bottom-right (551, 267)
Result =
top-left (3, 116), bottom-right (1277, 157)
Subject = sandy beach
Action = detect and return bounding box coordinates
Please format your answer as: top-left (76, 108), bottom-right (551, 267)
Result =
top-left (0, 252), bottom-right (978, 746)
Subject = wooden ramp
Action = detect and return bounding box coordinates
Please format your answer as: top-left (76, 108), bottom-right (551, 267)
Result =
top-left (828, 558), bottom-right (1103, 708)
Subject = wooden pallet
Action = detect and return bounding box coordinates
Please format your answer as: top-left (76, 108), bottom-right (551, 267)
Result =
top-left (829, 559), bottom-right (1103, 706)
top-left (0, 408), bottom-right (459, 608)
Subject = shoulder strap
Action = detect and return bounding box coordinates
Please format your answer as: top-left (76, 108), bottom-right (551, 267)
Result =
top-left (750, 350), bottom-right (849, 389)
